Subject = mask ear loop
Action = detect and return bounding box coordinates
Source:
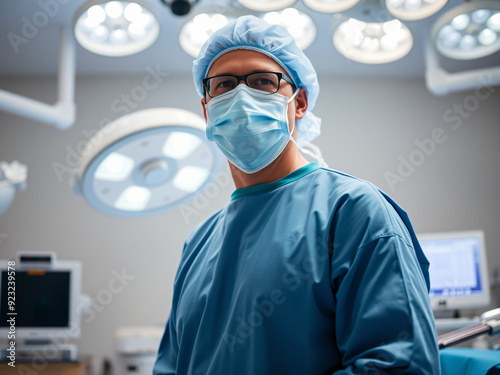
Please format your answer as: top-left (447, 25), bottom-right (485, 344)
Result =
top-left (286, 88), bottom-right (300, 140)
top-left (287, 90), bottom-right (329, 169)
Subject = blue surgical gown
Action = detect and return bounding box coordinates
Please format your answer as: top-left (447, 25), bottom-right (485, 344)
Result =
top-left (154, 162), bottom-right (440, 375)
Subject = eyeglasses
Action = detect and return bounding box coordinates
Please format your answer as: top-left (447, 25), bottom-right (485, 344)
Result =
top-left (203, 72), bottom-right (295, 98)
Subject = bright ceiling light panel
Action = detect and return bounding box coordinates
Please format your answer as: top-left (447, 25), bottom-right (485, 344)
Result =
top-left (262, 8), bottom-right (317, 50)
top-left (386, 0), bottom-right (448, 21)
top-left (304, 0), bottom-right (361, 13)
top-left (433, 1), bottom-right (500, 60)
top-left (76, 108), bottom-right (224, 217)
top-left (179, 13), bottom-right (234, 57)
top-left (237, 0), bottom-right (296, 12)
top-left (74, 0), bottom-right (160, 57)
top-left (333, 18), bottom-right (413, 64)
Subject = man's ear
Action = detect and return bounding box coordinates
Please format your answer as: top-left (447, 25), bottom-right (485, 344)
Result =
top-left (295, 88), bottom-right (308, 120)
top-left (201, 98), bottom-right (207, 122)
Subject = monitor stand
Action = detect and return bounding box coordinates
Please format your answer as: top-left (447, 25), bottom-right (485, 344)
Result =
top-left (1, 340), bottom-right (78, 362)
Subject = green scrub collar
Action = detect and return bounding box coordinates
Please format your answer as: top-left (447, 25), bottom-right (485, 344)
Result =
top-left (231, 161), bottom-right (320, 201)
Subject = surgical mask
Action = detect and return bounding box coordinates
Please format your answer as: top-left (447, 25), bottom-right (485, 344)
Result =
top-left (205, 84), bottom-right (299, 174)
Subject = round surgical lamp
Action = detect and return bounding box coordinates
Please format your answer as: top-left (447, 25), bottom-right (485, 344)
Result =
top-left (73, 0), bottom-right (160, 57)
top-left (179, 12), bottom-right (236, 57)
top-left (237, 0), bottom-right (296, 12)
top-left (75, 108), bottom-right (224, 217)
top-left (0, 161), bottom-right (27, 217)
top-left (432, 1), bottom-right (500, 60)
top-left (386, 0), bottom-right (448, 21)
top-left (303, 0), bottom-right (360, 13)
top-left (261, 8), bottom-right (317, 50)
top-left (333, 0), bottom-right (413, 64)
top-left (334, 18), bottom-right (413, 63)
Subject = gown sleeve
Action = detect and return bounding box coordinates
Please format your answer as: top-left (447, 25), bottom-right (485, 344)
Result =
top-left (329, 183), bottom-right (440, 375)
top-left (153, 314), bottom-right (178, 375)
top-left (152, 211), bottom-right (223, 375)
top-left (153, 241), bottom-right (189, 375)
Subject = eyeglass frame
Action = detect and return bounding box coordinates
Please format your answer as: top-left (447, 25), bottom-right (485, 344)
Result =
top-left (202, 72), bottom-right (296, 98)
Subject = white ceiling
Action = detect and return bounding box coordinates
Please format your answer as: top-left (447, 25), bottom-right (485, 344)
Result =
top-left (0, 0), bottom-right (497, 78)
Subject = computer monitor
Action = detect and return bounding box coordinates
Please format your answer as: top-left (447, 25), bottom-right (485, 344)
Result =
top-left (418, 230), bottom-right (490, 311)
top-left (0, 252), bottom-right (82, 343)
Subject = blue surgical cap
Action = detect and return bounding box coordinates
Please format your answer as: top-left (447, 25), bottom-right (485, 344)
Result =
top-left (193, 15), bottom-right (321, 146)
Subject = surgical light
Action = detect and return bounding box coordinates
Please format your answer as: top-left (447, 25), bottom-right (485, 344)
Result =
top-left (74, 0), bottom-right (160, 57)
top-left (333, 18), bottom-right (413, 64)
top-left (75, 108), bottom-right (224, 217)
top-left (262, 8), bottom-right (316, 50)
top-left (0, 161), bottom-right (27, 217)
top-left (237, 0), bottom-right (296, 12)
top-left (386, 0), bottom-right (448, 21)
top-left (179, 13), bottom-right (234, 57)
top-left (433, 1), bottom-right (500, 60)
top-left (303, 0), bottom-right (360, 13)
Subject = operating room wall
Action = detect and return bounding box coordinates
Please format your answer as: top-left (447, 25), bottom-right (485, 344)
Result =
top-left (0, 74), bottom-right (499, 369)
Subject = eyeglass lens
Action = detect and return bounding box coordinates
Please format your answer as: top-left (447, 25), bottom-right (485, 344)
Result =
top-left (207, 72), bottom-right (281, 97)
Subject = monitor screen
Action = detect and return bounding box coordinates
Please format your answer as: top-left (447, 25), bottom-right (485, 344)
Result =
top-left (0, 270), bottom-right (71, 328)
top-left (0, 257), bottom-right (82, 340)
top-left (418, 231), bottom-right (490, 310)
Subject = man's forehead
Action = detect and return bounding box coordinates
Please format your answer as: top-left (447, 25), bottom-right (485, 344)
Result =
top-left (207, 49), bottom-right (288, 77)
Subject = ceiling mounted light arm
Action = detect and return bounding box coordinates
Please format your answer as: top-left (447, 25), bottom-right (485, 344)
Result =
top-left (0, 27), bottom-right (75, 130)
top-left (425, 30), bottom-right (500, 95)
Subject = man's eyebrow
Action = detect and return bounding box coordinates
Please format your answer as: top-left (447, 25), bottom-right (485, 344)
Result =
top-left (208, 69), bottom-right (287, 77)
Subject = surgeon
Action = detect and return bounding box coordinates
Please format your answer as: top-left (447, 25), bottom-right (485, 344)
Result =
top-left (154, 15), bottom-right (440, 375)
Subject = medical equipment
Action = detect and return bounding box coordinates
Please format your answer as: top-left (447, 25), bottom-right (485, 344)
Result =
top-left (115, 326), bottom-right (163, 375)
top-left (417, 230), bottom-right (490, 312)
top-left (425, 2), bottom-right (500, 95)
top-left (163, 0), bottom-right (198, 16)
top-left (0, 161), bottom-right (27, 217)
top-left (0, 27), bottom-right (75, 129)
top-left (74, 108), bottom-right (224, 217)
top-left (0, 252), bottom-right (82, 361)
top-left (332, 3), bottom-right (415, 65)
top-left (73, 1), bottom-right (161, 57)
top-left (438, 307), bottom-right (500, 349)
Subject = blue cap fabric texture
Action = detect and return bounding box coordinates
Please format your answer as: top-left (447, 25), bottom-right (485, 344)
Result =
top-left (192, 15), bottom-right (321, 146)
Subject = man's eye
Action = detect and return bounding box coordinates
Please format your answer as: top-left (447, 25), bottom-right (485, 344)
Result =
top-left (256, 78), bottom-right (273, 85)
top-left (217, 80), bottom-right (234, 88)
top-left (249, 76), bottom-right (278, 90)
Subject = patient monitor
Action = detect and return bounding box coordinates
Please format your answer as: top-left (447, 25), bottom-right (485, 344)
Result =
top-left (418, 230), bottom-right (490, 312)
top-left (0, 252), bottom-right (82, 360)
